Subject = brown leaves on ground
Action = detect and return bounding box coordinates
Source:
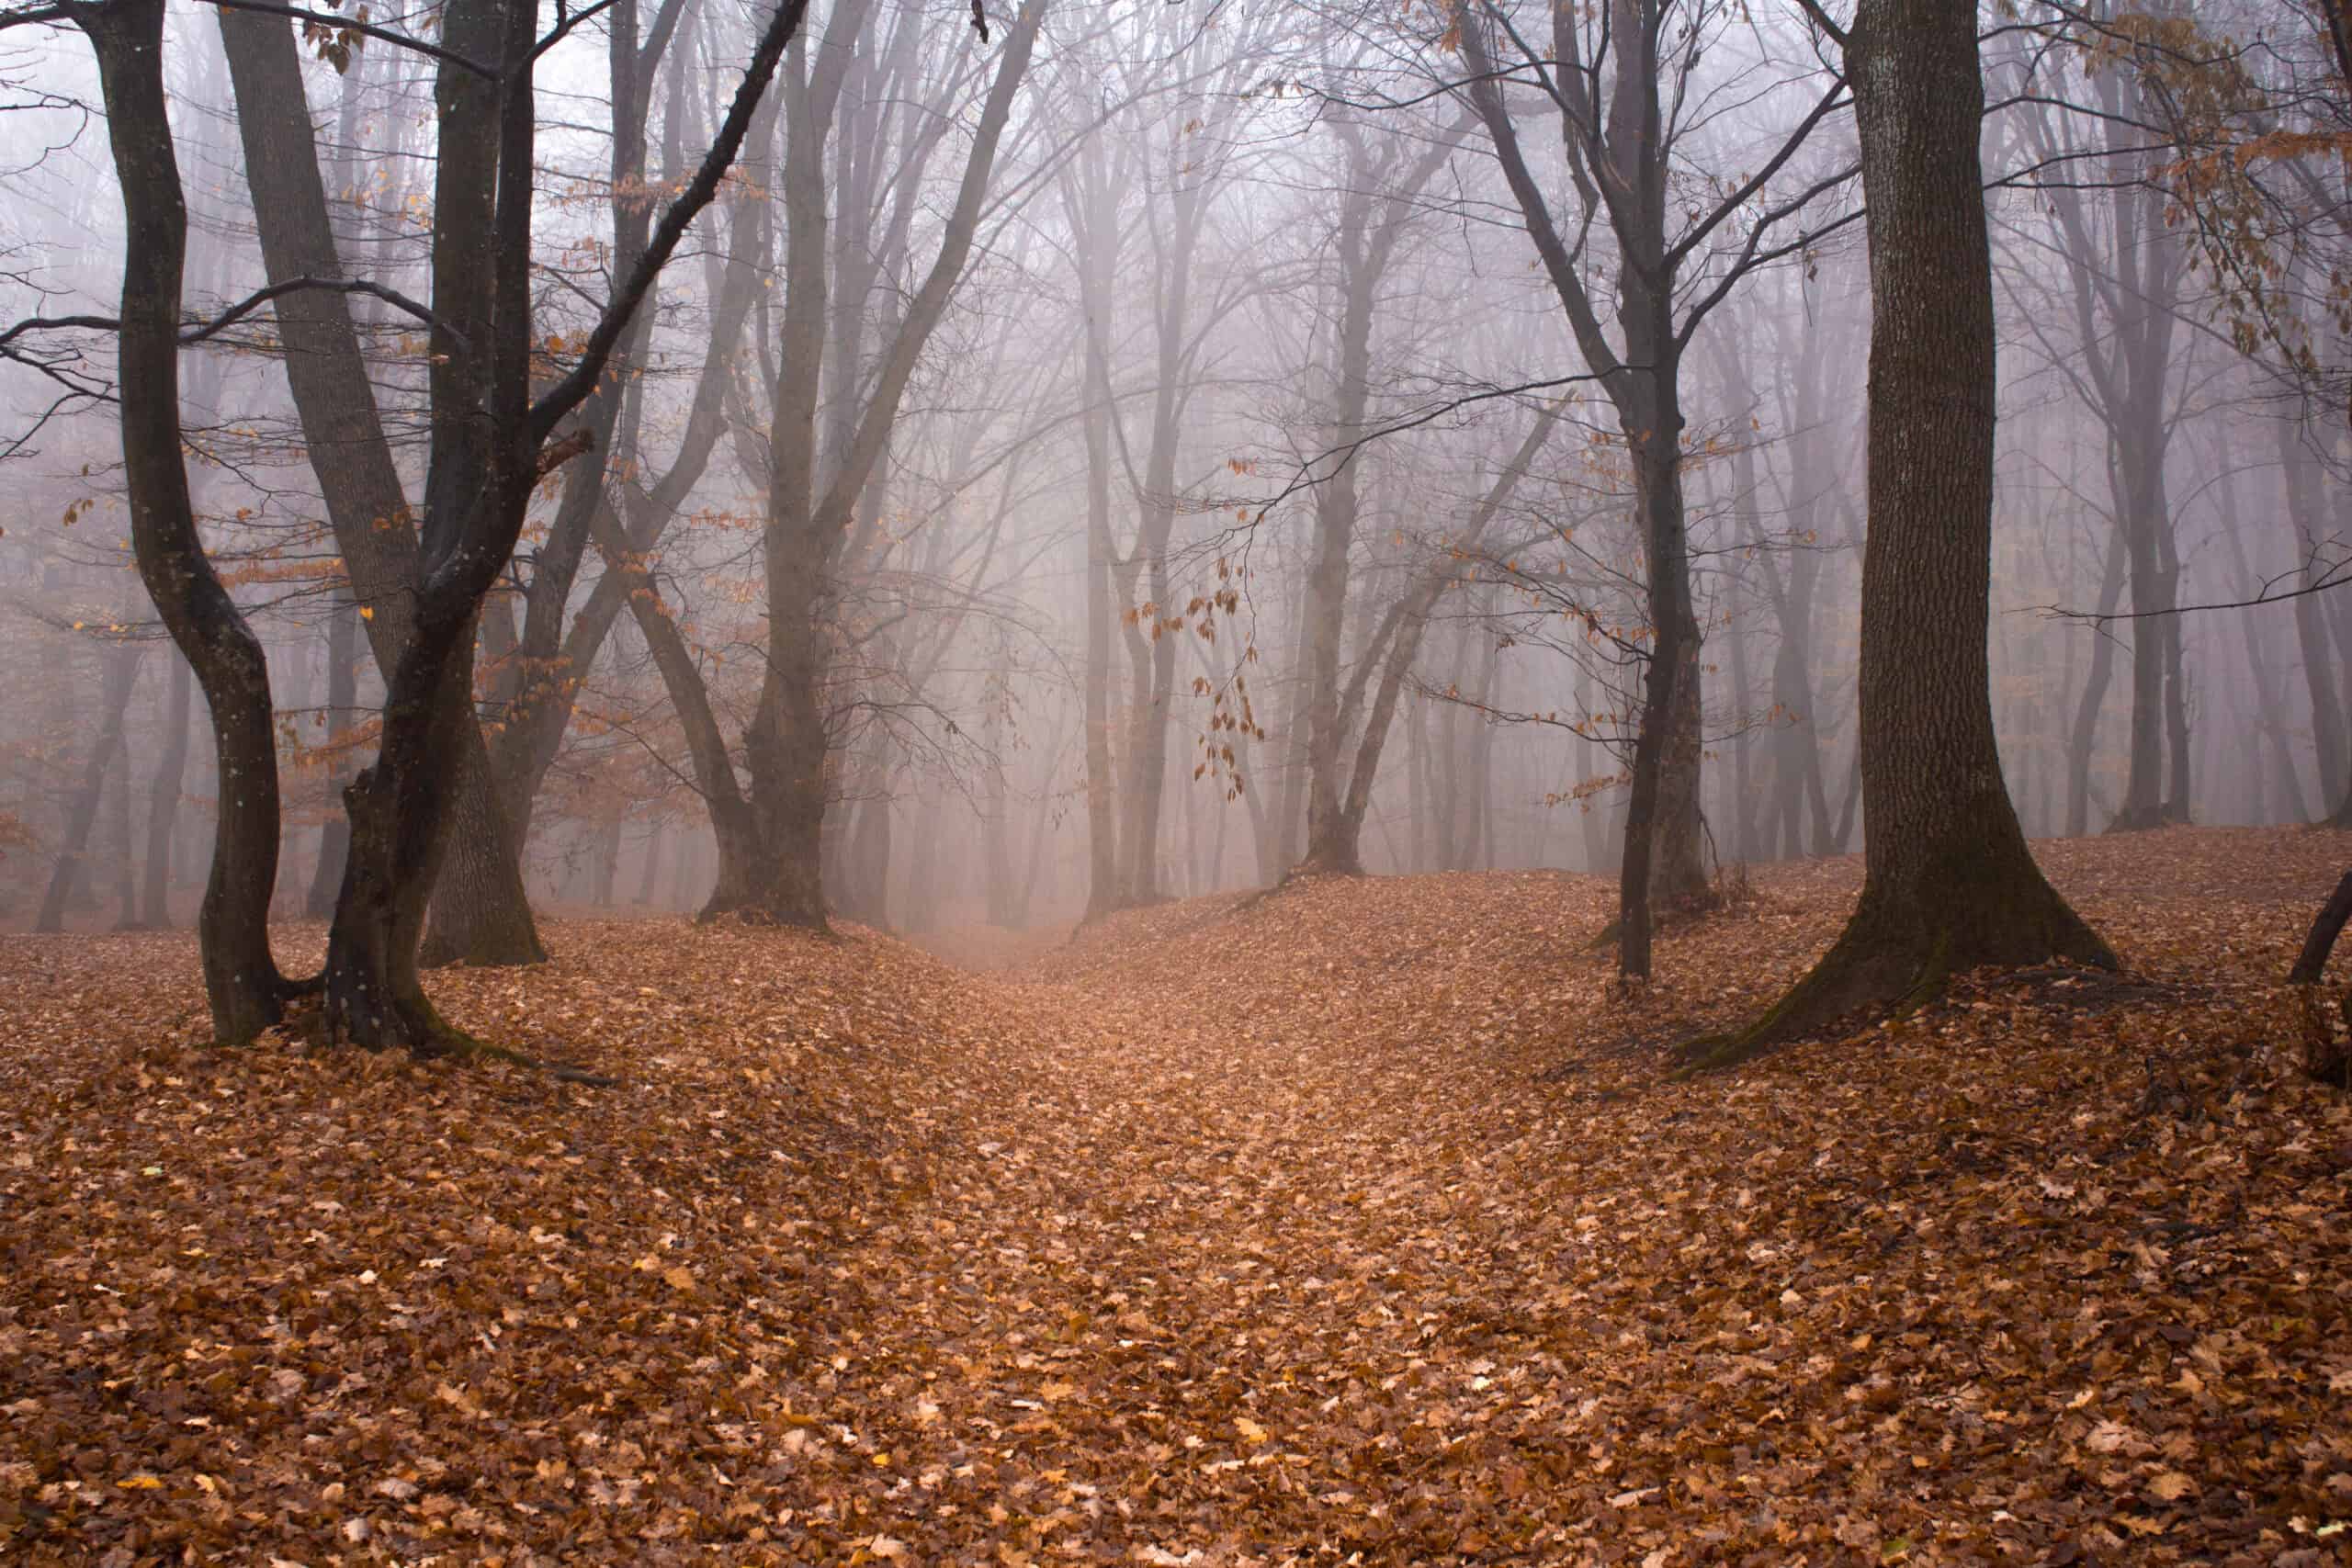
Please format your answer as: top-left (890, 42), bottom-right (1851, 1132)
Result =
top-left (4, 826), bottom-right (2350, 1566)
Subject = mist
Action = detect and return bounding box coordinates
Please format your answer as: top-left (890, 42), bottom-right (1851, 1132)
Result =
top-left (0, 0), bottom-right (2335, 955)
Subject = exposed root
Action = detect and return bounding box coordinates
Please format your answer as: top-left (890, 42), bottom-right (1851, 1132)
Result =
top-left (288, 990), bottom-right (620, 1086)
top-left (1676, 941), bottom-right (2136, 1077)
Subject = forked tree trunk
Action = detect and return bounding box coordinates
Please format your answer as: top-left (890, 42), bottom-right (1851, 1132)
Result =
top-left (1690, 0), bottom-right (2113, 1064)
top-left (724, 0), bottom-right (1042, 929)
top-left (319, 0), bottom-right (808, 1049)
top-left (220, 5), bottom-right (546, 969)
top-left (1295, 125), bottom-right (1459, 881)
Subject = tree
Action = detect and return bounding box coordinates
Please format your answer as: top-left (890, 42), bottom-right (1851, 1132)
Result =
top-left (139, 643), bottom-right (192, 928)
top-left (1292, 116), bottom-right (1461, 877)
top-left (616, 0), bottom-right (1047, 928)
top-left (217, 2), bottom-right (549, 968)
top-left (1312, 401), bottom-right (1566, 876)
top-left (0, 0), bottom-right (817, 1044)
top-left (0, 0), bottom-right (301, 1041)
top-left (33, 628), bottom-right (141, 931)
top-left (315, 0), bottom-right (813, 1049)
top-left (1444, 0), bottom-right (1854, 978)
top-left (2007, 23), bottom-right (2199, 830)
top-left (1690, 0), bottom-right (2115, 1065)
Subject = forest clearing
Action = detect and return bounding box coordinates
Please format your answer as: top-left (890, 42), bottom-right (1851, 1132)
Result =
top-left (4, 826), bottom-right (2348, 1566)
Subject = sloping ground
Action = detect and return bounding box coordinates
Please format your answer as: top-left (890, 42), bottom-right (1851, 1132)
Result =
top-left (3, 826), bottom-right (2350, 1565)
top-left (972, 829), bottom-right (2352, 1565)
top-left (0, 921), bottom-right (1066, 1565)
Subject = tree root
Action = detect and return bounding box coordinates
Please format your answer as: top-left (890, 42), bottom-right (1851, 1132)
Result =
top-left (1673, 929), bottom-right (1950, 1076)
top-left (285, 991), bottom-right (620, 1086)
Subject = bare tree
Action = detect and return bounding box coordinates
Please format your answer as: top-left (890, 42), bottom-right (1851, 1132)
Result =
top-left (1443, 0), bottom-right (1854, 978)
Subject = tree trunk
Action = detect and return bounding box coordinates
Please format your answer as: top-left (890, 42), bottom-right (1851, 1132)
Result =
top-left (219, 4), bottom-right (545, 967)
top-left (138, 644), bottom-right (192, 929)
top-left (417, 717), bottom-right (548, 964)
top-left (1724, 545), bottom-right (1758, 863)
top-left (2280, 423), bottom-right (2348, 811)
top-left (324, 599), bottom-right (504, 1052)
top-left (590, 816), bottom-right (623, 908)
top-left (1073, 146), bottom-right (1126, 916)
top-left (305, 593), bottom-right (358, 918)
top-left (1294, 128), bottom-right (1458, 879)
top-left (2109, 464), bottom-right (2183, 831)
top-left (634, 824), bottom-right (666, 906)
top-left (2064, 526), bottom-right (2128, 837)
top-left (1693, 0), bottom-right (2113, 1063)
top-left (37, 638), bottom-right (141, 931)
top-left (1615, 380), bottom-right (1702, 978)
top-left (2290, 868), bottom-right (2352, 985)
top-left (319, 0), bottom-right (810, 1046)
top-left (2216, 455), bottom-right (2313, 824)
top-left (731, 527), bottom-right (834, 929)
top-left (83, 0), bottom-right (291, 1041)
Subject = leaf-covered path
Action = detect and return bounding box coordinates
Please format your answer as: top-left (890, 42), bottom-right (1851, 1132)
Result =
top-left (5, 828), bottom-right (2352, 1564)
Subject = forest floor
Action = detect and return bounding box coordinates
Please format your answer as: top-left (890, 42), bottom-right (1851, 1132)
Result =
top-left (3, 827), bottom-right (2350, 1566)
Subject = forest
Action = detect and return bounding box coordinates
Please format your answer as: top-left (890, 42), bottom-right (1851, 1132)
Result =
top-left (3, 0), bottom-right (2352, 1562)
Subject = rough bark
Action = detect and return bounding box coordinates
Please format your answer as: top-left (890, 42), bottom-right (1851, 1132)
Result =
top-left (1690, 0), bottom-right (2113, 1066)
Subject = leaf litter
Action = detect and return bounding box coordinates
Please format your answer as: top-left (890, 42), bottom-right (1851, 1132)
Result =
top-left (2, 824), bottom-right (2349, 1565)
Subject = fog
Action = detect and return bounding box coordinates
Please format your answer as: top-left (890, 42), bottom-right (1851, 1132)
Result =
top-left (0, 0), bottom-right (2340, 947)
